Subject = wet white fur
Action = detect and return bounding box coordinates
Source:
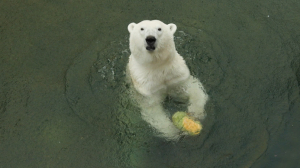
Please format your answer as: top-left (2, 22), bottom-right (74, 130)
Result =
top-left (127, 20), bottom-right (208, 141)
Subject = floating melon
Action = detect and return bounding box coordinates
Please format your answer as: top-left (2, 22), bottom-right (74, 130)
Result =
top-left (172, 111), bottom-right (202, 135)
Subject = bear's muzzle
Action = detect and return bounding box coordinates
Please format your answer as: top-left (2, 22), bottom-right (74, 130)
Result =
top-left (146, 36), bottom-right (156, 51)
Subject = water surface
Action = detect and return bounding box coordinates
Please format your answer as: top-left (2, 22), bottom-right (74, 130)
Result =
top-left (0, 0), bottom-right (299, 167)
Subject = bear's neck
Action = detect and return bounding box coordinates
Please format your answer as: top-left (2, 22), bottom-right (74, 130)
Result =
top-left (134, 49), bottom-right (177, 67)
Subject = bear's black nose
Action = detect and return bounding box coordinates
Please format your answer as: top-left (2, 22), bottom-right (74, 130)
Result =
top-left (146, 36), bottom-right (156, 45)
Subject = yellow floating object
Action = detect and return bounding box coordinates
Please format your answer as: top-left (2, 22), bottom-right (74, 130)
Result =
top-left (172, 111), bottom-right (202, 135)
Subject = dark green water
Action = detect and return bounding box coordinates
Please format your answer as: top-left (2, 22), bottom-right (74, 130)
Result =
top-left (1, 0), bottom-right (299, 167)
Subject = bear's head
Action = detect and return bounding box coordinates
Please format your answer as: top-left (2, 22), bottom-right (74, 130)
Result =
top-left (128, 20), bottom-right (177, 54)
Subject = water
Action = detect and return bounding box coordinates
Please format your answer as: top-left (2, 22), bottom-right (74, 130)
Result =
top-left (1, 0), bottom-right (300, 167)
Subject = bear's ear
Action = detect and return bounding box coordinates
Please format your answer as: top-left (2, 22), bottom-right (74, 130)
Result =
top-left (168, 23), bottom-right (177, 34)
top-left (128, 23), bottom-right (136, 33)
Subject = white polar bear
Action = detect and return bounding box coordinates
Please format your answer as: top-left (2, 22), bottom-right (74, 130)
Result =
top-left (127, 20), bottom-right (208, 141)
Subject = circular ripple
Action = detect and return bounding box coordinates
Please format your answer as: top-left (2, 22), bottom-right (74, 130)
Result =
top-left (65, 28), bottom-right (268, 167)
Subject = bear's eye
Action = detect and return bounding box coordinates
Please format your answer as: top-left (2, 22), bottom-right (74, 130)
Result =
top-left (158, 28), bottom-right (162, 31)
top-left (141, 28), bottom-right (144, 31)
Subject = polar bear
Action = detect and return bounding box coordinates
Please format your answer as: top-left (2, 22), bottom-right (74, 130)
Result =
top-left (127, 20), bottom-right (208, 141)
